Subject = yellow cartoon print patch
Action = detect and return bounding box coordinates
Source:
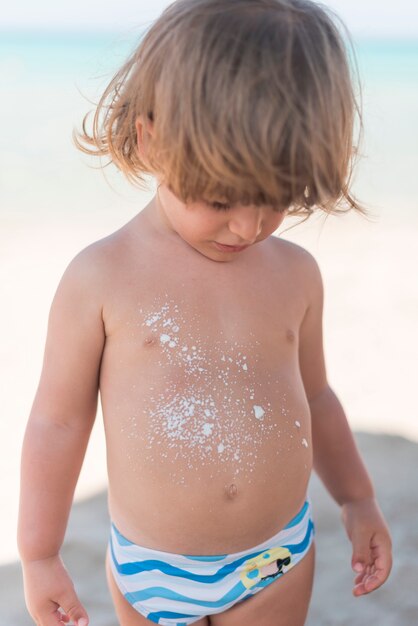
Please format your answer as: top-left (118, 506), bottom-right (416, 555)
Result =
top-left (240, 546), bottom-right (293, 589)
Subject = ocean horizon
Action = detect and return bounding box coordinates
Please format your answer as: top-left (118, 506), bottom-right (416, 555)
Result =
top-left (1, 30), bottom-right (417, 218)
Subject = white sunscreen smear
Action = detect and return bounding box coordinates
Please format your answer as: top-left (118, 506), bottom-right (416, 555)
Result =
top-left (131, 300), bottom-right (296, 483)
top-left (253, 405), bottom-right (265, 420)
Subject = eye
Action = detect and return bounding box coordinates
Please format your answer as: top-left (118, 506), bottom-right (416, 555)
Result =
top-left (210, 201), bottom-right (231, 211)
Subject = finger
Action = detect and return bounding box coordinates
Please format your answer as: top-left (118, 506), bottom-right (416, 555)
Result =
top-left (354, 561), bottom-right (389, 595)
top-left (353, 569), bottom-right (382, 596)
top-left (371, 535), bottom-right (393, 583)
top-left (353, 582), bottom-right (366, 597)
top-left (33, 603), bottom-right (68, 626)
top-left (58, 590), bottom-right (89, 626)
top-left (363, 541), bottom-right (393, 590)
top-left (55, 608), bottom-right (70, 623)
top-left (353, 568), bottom-right (367, 594)
top-left (351, 531), bottom-right (371, 575)
top-left (353, 581), bottom-right (369, 596)
top-left (363, 568), bottom-right (387, 591)
top-left (33, 614), bottom-right (66, 626)
top-left (365, 574), bottom-right (380, 591)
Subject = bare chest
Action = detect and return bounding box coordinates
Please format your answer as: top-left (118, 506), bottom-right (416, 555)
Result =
top-left (99, 249), bottom-right (309, 476)
top-left (100, 248), bottom-right (305, 393)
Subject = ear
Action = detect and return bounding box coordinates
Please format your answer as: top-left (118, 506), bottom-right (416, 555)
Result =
top-left (135, 113), bottom-right (154, 160)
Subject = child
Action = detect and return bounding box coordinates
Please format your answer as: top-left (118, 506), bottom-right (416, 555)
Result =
top-left (17, 1), bottom-right (392, 625)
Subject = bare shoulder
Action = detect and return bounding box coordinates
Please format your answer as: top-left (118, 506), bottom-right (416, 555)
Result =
top-left (49, 231), bottom-right (124, 341)
top-left (63, 224), bottom-right (133, 291)
top-left (60, 221), bottom-right (145, 339)
top-left (70, 225), bottom-right (128, 265)
top-left (268, 235), bottom-right (323, 294)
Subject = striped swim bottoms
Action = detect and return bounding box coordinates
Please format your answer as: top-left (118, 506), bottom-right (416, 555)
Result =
top-left (109, 498), bottom-right (315, 625)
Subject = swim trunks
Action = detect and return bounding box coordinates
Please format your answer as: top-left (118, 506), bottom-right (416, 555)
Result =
top-left (108, 498), bottom-right (315, 625)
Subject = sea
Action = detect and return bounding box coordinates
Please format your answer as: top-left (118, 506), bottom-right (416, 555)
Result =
top-left (0, 31), bottom-right (417, 217)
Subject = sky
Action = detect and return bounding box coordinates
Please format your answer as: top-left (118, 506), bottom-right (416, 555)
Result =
top-left (1, 0), bottom-right (418, 38)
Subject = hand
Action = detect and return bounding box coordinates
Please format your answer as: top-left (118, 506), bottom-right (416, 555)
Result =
top-left (21, 554), bottom-right (89, 626)
top-left (341, 496), bottom-right (392, 597)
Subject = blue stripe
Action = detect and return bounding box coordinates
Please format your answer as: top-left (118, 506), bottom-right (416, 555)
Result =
top-left (283, 501), bottom-right (309, 529)
top-left (111, 523), bottom-right (134, 546)
top-left (143, 609), bottom-right (197, 623)
top-left (111, 549), bottom-right (245, 582)
top-left (126, 580), bottom-right (246, 608)
top-left (181, 554), bottom-right (228, 562)
top-left (110, 530), bottom-right (249, 581)
top-left (282, 519), bottom-right (315, 555)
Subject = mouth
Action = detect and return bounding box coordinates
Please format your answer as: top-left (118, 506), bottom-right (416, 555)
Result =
top-left (213, 242), bottom-right (249, 253)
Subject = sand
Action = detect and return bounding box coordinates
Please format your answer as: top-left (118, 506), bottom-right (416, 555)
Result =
top-left (2, 432), bottom-right (417, 625)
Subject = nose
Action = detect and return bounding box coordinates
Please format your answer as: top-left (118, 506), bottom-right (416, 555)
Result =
top-left (228, 206), bottom-right (263, 244)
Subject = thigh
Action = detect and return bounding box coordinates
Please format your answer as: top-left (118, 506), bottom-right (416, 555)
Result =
top-left (209, 540), bottom-right (316, 626)
top-left (105, 547), bottom-right (209, 626)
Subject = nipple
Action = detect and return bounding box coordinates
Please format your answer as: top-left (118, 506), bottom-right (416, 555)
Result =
top-left (286, 329), bottom-right (295, 343)
top-left (226, 483), bottom-right (238, 499)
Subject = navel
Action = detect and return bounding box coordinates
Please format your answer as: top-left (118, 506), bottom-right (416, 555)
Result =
top-left (226, 483), bottom-right (238, 499)
top-left (144, 336), bottom-right (157, 347)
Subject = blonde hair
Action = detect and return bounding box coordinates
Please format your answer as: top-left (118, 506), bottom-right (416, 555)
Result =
top-left (74, 0), bottom-right (370, 220)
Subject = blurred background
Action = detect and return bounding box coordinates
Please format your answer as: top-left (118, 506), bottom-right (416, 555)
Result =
top-left (1, 0), bottom-right (417, 592)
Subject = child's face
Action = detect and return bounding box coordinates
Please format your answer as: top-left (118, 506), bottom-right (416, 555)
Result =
top-left (155, 184), bottom-right (287, 263)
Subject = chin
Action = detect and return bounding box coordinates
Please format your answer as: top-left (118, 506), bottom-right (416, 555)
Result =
top-left (191, 246), bottom-right (233, 263)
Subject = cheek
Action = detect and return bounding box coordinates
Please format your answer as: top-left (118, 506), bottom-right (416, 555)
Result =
top-left (186, 213), bottom-right (222, 238)
top-left (265, 213), bottom-right (285, 233)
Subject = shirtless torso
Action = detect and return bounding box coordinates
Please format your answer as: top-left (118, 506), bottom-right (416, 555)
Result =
top-left (98, 200), bottom-right (313, 555)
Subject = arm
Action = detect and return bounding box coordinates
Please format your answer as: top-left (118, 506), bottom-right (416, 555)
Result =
top-left (308, 389), bottom-right (375, 505)
top-left (17, 244), bottom-right (106, 626)
top-left (298, 251), bottom-right (392, 596)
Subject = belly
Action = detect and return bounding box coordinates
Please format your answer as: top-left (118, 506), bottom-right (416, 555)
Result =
top-left (103, 369), bottom-right (313, 554)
